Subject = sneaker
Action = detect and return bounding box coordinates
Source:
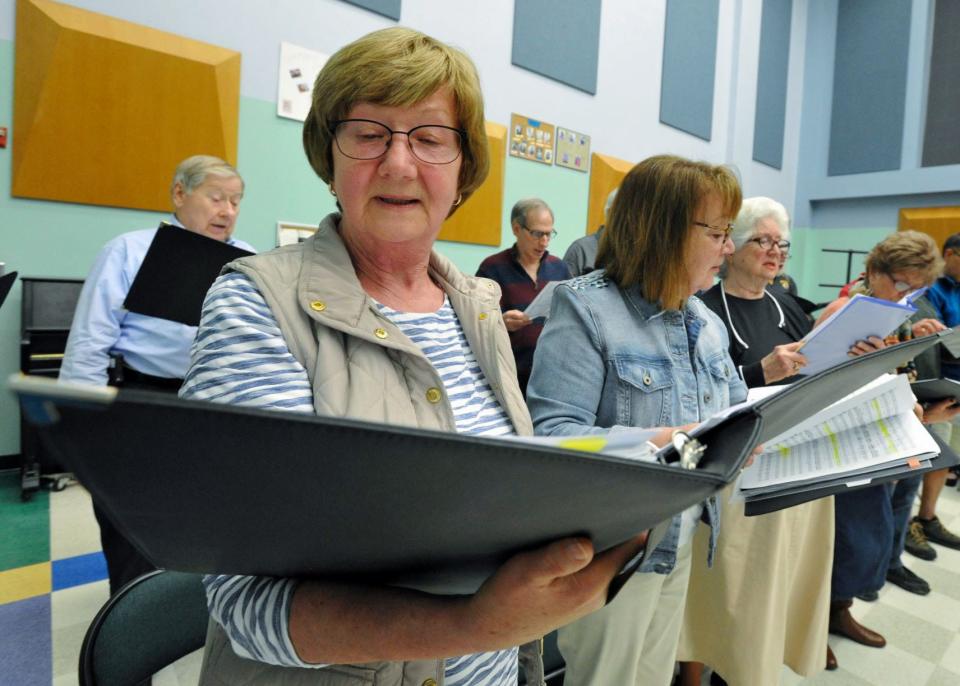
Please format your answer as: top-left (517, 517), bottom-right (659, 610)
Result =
top-left (905, 520), bottom-right (937, 560)
top-left (919, 515), bottom-right (960, 550)
top-left (886, 566), bottom-right (931, 595)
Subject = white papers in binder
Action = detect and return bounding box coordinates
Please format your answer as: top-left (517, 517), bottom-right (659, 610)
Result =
top-left (799, 294), bottom-right (916, 376)
top-left (739, 374), bottom-right (938, 491)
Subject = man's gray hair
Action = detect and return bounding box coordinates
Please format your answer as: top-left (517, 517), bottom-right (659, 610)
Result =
top-left (510, 198), bottom-right (554, 227)
top-left (731, 196), bottom-right (790, 250)
top-left (170, 155), bottom-right (243, 198)
top-left (604, 188), bottom-right (618, 220)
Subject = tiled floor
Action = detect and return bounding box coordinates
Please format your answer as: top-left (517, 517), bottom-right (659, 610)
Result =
top-left (1, 469), bottom-right (959, 685)
top-left (0, 471), bottom-right (201, 686)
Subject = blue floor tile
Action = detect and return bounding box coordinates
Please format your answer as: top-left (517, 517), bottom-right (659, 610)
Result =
top-left (0, 594), bottom-right (51, 686)
top-left (52, 551), bottom-right (108, 591)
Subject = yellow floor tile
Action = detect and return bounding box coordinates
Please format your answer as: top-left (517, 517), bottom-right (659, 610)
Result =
top-left (0, 562), bottom-right (52, 604)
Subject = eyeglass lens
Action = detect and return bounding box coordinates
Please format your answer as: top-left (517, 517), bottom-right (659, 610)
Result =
top-left (524, 227), bottom-right (556, 240)
top-left (752, 236), bottom-right (790, 250)
top-left (334, 119), bottom-right (462, 164)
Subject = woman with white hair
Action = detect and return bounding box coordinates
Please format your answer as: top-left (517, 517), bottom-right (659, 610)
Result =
top-left (676, 197), bottom-right (835, 684)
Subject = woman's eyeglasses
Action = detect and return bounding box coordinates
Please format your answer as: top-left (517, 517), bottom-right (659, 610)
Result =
top-left (693, 221), bottom-right (733, 244)
top-left (332, 119), bottom-right (464, 165)
top-left (746, 235), bottom-right (791, 252)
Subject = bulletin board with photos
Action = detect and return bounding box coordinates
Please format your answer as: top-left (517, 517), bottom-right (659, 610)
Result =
top-left (555, 127), bottom-right (591, 172)
top-left (509, 113), bottom-right (555, 166)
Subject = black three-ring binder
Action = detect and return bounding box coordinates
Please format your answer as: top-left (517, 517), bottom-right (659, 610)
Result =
top-left (9, 332), bottom-right (953, 593)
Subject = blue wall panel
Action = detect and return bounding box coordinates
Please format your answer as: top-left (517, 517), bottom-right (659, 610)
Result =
top-left (922, 0), bottom-right (960, 167)
top-left (752, 0), bottom-right (792, 169)
top-left (511, 0), bottom-right (601, 94)
top-left (341, 0), bottom-right (400, 21)
top-left (659, 0), bottom-right (719, 141)
top-left (827, 0), bottom-right (911, 176)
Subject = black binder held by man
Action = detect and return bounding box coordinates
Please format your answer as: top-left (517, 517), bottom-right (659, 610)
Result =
top-left (9, 332), bottom-right (957, 595)
top-left (123, 222), bottom-right (254, 327)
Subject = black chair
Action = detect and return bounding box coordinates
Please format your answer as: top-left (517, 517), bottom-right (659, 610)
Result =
top-left (79, 570), bottom-right (209, 686)
top-left (519, 630), bottom-right (565, 685)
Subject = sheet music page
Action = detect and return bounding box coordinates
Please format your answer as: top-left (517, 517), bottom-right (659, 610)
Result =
top-left (740, 375), bottom-right (937, 489)
top-left (523, 280), bottom-right (565, 320)
top-left (766, 374), bottom-right (904, 445)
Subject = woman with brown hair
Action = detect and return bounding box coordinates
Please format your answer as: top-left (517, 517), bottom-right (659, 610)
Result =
top-left (528, 154), bottom-right (748, 686)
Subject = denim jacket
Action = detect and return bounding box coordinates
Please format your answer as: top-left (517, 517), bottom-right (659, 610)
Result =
top-left (527, 271), bottom-right (747, 573)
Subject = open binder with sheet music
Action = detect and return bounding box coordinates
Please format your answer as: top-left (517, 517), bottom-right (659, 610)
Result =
top-left (7, 332), bottom-right (954, 595)
top-left (735, 372), bottom-right (958, 515)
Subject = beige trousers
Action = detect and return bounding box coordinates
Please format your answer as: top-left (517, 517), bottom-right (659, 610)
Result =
top-left (557, 542), bottom-right (693, 686)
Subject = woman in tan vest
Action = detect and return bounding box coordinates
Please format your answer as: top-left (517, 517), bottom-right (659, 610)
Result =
top-left (179, 27), bottom-right (645, 686)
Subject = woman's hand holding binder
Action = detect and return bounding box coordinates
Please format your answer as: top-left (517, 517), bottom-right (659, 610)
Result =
top-left (464, 532), bottom-right (649, 649)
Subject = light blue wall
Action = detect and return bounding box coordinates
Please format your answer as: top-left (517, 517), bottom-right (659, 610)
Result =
top-left (795, 0), bottom-right (960, 228)
top-left (3, 0), bottom-right (919, 457)
top-left (0, 22), bottom-right (588, 457)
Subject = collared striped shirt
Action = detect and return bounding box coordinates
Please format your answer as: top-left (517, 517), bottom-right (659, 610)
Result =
top-left (180, 271), bottom-right (518, 685)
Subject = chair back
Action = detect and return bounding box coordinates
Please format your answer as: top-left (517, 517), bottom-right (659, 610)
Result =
top-left (79, 569), bottom-right (208, 686)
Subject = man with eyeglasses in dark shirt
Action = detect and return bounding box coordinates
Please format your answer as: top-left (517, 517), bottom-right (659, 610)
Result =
top-left (477, 198), bottom-right (570, 395)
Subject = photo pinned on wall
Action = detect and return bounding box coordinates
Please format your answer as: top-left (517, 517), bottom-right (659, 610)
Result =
top-left (277, 221), bottom-right (319, 247)
top-left (555, 127), bottom-right (591, 173)
top-left (509, 113), bottom-right (555, 166)
top-left (277, 42), bottom-right (329, 122)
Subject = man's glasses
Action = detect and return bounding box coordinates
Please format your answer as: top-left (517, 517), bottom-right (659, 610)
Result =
top-left (332, 119), bottom-right (464, 165)
top-left (521, 225), bottom-right (558, 241)
top-left (746, 235), bottom-right (791, 251)
top-left (890, 278), bottom-right (921, 293)
top-left (693, 221), bottom-right (733, 243)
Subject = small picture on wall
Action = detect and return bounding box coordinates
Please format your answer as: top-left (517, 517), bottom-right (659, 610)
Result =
top-left (277, 221), bottom-right (319, 247)
top-left (277, 42), bottom-right (329, 122)
top-left (509, 113), bottom-right (555, 167)
top-left (555, 126), bottom-right (591, 173)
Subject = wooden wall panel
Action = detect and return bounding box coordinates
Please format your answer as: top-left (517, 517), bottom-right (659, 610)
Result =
top-left (13, 0), bottom-right (240, 212)
top-left (585, 152), bottom-right (633, 235)
top-left (438, 121), bottom-right (506, 246)
top-left (899, 206), bottom-right (960, 249)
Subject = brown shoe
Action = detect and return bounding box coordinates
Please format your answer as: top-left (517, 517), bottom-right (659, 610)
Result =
top-left (829, 601), bottom-right (886, 647)
top-left (826, 645), bottom-right (838, 671)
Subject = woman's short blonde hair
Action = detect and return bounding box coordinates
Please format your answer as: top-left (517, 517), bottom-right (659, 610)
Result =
top-left (303, 27), bottom-right (488, 210)
top-left (866, 230), bottom-right (944, 286)
top-left (597, 155), bottom-right (742, 310)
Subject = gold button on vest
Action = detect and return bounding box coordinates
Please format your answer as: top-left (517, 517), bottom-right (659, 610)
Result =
top-left (309, 300), bottom-right (326, 312)
top-left (422, 680), bottom-right (438, 686)
top-left (374, 327), bottom-right (388, 339)
top-left (479, 312), bottom-right (488, 320)
top-left (425, 387), bottom-right (442, 403)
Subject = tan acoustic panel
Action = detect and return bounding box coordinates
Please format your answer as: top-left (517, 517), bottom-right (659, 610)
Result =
top-left (439, 121), bottom-right (506, 246)
top-left (586, 152), bottom-right (633, 235)
top-left (898, 206), bottom-right (960, 250)
top-left (13, 0), bottom-right (240, 211)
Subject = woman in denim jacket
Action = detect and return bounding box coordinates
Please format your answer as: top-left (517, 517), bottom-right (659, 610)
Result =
top-left (527, 155), bottom-right (748, 686)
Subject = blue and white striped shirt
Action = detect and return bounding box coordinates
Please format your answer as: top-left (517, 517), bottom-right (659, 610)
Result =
top-left (181, 271), bottom-right (518, 685)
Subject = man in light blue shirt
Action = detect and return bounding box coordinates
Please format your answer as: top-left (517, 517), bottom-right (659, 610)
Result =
top-left (59, 154), bottom-right (255, 593)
